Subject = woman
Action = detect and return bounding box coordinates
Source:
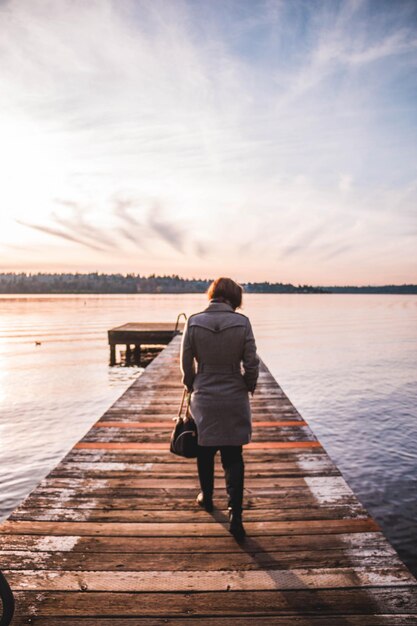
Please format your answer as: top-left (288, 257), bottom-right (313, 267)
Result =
top-left (180, 277), bottom-right (259, 540)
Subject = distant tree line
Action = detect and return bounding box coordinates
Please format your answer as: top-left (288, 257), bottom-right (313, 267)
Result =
top-left (319, 284), bottom-right (417, 294)
top-left (0, 272), bottom-right (325, 294)
top-left (0, 273), bottom-right (415, 294)
top-left (0, 272), bottom-right (140, 294)
top-left (244, 281), bottom-right (325, 294)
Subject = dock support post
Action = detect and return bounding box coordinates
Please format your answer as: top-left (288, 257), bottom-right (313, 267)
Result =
top-left (125, 344), bottom-right (132, 366)
top-left (133, 344), bottom-right (141, 366)
top-left (110, 344), bottom-right (116, 366)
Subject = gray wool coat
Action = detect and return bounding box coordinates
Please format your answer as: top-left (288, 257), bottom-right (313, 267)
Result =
top-left (180, 300), bottom-right (260, 447)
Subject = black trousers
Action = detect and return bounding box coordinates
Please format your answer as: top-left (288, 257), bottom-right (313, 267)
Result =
top-left (196, 445), bottom-right (244, 513)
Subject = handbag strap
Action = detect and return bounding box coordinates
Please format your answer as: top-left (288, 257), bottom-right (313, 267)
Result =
top-left (177, 388), bottom-right (191, 420)
top-left (185, 392), bottom-right (191, 419)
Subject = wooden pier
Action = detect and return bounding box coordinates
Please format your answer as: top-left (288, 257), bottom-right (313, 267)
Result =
top-left (1, 334), bottom-right (417, 624)
top-left (108, 322), bottom-right (184, 365)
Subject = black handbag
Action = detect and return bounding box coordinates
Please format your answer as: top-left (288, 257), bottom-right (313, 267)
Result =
top-left (170, 389), bottom-right (198, 458)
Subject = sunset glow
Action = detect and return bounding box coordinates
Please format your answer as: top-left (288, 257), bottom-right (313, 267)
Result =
top-left (0, 0), bottom-right (416, 284)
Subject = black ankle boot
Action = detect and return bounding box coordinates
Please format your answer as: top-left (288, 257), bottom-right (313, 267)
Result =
top-left (196, 491), bottom-right (213, 512)
top-left (228, 509), bottom-right (246, 540)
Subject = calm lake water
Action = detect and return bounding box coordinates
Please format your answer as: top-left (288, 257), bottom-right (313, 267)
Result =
top-left (0, 293), bottom-right (416, 575)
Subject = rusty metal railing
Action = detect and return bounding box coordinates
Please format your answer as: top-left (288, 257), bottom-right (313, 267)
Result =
top-left (174, 312), bottom-right (187, 333)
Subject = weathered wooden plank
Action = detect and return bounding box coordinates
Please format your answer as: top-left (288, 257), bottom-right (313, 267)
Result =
top-left (9, 503), bottom-right (367, 522)
top-left (107, 406), bottom-right (299, 415)
top-left (15, 489), bottom-right (351, 506)
top-left (80, 433), bottom-right (317, 445)
top-left (41, 468), bottom-right (342, 480)
top-left (11, 493), bottom-right (356, 511)
top-left (7, 566), bottom-right (415, 591)
top-left (93, 420), bottom-right (308, 428)
top-left (62, 447), bottom-right (327, 461)
top-left (0, 547), bottom-right (401, 572)
top-left (81, 429), bottom-right (316, 443)
top-left (108, 322), bottom-right (184, 348)
top-left (48, 456), bottom-right (340, 475)
top-left (74, 441), bottom-right (322, 449)
top-left (37, 475), bottom-right (351, 489)
top-left (100, 409), bottom-right (302, 418)
top-left (24, 484), bottom-right (357, 508)
top-left (0, 531), bottom-right (396, 554)
top-left (0, 518), bottom-right (381, 536)
top-left (61, 447), bottom-right (328, 461)
top-left (13, 617), bottom-right (417, 626)
top-left (11, 587), bottom-right (417, 617)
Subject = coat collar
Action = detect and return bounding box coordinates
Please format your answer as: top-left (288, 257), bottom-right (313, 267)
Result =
top-left (205, 300), bottom-right (235, 313)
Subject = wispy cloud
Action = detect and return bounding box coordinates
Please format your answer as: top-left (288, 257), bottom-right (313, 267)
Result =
top-left (16, 220), bottom-right (107, 252)
top-left (320, 243), bottom-right (354, 261)
top-left (17, 196), bottom-right (194, 257)
top-left (280, 225), bottom-right (325, 260)
top-left (53, 199), bottom-right (117, 249)
top-left (147, 203), bottom-right (186, 253)
top-left (112, 198), bottom-right (150, 250)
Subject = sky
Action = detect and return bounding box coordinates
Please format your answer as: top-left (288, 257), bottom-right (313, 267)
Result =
top-left (0, 0), bottom-right (416, 285)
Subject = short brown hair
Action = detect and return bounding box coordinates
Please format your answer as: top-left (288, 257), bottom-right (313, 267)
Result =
top-left (207, 277), bottom-right (243, 310)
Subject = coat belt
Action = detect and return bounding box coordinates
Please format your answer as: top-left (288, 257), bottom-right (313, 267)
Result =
top-left (197, 363), bottom-right (240, 373)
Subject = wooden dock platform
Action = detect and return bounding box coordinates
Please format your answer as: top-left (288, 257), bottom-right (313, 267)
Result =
top-left (1, 334), bottom-right (417, 624)
top-left (108, 322), bottom-right (185, 365)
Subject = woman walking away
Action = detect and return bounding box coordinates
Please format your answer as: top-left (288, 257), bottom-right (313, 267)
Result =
top-left (180, 277), bottom-right (260, 540)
